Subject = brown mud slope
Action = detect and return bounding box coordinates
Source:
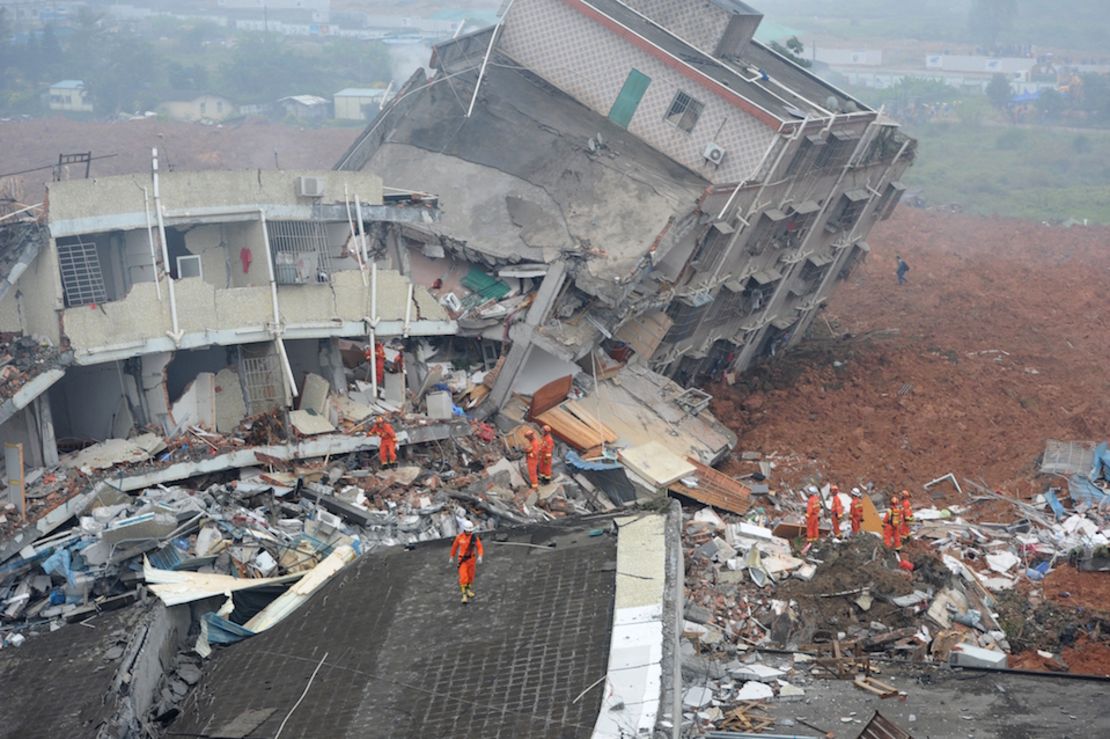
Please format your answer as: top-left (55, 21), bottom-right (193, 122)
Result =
top-left (0, 117), bottom-right (359, 198)
top-left (713, 208), bottom-right (1110, 492)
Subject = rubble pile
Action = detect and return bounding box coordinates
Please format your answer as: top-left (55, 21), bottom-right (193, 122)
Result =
top-left (678, 458), bottom-right (1110, 733)
top-left (0, 332), bottom-right (63, 400)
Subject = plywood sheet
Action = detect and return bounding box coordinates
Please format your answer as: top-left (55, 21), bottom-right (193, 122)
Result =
top-left (528, 374), bottom-right (573, 419)
top-left (668, 457), bottom-right (751, 514)
top-left (614, 310), bottom-right (672, 359)
top-left (861, 494), bottom-right (883, 533)
top-left (619, 441), bottom-right (696, 487)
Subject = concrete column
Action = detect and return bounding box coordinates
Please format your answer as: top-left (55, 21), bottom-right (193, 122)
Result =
top-left (32, 395), bottom-right (58, 467)
top-left (318, 338), bottom-right (347, 396)
top-left (141, 352), bottom-right (174, 434)
top-left (488, 261), bottom-right (568, 409)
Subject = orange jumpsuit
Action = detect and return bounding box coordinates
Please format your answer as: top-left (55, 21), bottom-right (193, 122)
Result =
top-left (805, 494), bottom-right (821, 543)
top-left (374, 342), bottom-right (386, 383)
top-left (450, 531), bottom-right (484, 588)
top-left (539, 431), bottom-right (555, 481)
top-left (883, 507), bottom-right (903, 550)
top-left (525, 435), bottom-right (541, 489)
top-left (850, 497), bottom-right (864, 536)
top-left (830, 494), bottom-right (843, 538)
top-left (900, 497), bottom-right (914, 539)
top-left (370, 419), bottom-right (397, 465)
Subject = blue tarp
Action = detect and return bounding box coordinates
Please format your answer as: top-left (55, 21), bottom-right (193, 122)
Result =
top-left (1044, 489), bottom-right (1066, 520)
top-left (1092, 441), bottom-right (1110, 480)
top-left (565, 451), bottom-right (637, 505)
top-left (1069, 473), bottom-right (1109, 507)
top-left (1010, 90), bottom-right (1041, 103)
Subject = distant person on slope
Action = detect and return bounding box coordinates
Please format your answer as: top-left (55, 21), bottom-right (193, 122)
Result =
top-left (896, 255), bottom-right (910, 285)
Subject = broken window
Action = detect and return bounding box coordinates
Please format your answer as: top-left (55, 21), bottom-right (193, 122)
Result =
top-left (827, 190), bottom-right (869, 233)
top-left (784, 135), bottom-right (824, 178)
top-left (57, 236), bottom-right (109, 307)
top-left (267, 220), bottom-right (334, 285)
top-left (176, 255), bottom-right (202, 280)
top-left (875, 181), bottom-right (906, 221)
top-left (663, 295), bottom-right (710, 344)
top-left (690, 221), bottom-right (733, 274)
top-left (664, 91), bottom-right (704, 133)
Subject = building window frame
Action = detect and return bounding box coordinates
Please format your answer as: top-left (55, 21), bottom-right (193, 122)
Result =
top-left (663, 90), bottom-right (704, 133)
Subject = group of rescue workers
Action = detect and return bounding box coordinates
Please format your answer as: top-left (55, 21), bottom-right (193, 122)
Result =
top-left (805, 485), bottom-right (915, 550)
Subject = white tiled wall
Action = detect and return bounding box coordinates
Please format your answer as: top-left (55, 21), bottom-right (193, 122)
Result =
top-left (499, 0), bottom-right (776, 184)
top-left (620, 0), bottom-right (731, 55)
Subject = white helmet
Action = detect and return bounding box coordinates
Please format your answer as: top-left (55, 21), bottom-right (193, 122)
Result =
top-left (851, 487), bottom-right (862, 496)
top-left (806, 485), bottom-right (819, 495)
top-left (462, 520), bottom-right (475, 533)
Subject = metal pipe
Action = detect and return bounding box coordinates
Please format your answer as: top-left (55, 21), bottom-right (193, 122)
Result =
top-left (403, 283), bottom-right (413, 338)
top-left (353, 193), bottom-right (371, 271)
top-left (258, 210), bottom-right (298, 398)
top-left (368, 327), bottom-right (378, 398)
top-left (467, 0), bottom-right (516, 118)
top-left (343, 186), bottom-right (368, 286)
top-left (151, 149), bottom-right (180, 341)
top-left (138, 186), bottom-right (162, 301)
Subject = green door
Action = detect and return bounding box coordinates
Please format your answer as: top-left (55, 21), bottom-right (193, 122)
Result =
top-left (608, 69), bottom-right (651, 128)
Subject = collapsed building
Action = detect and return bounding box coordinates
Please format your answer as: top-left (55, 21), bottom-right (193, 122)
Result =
top-left (337, 0), bottom-right (915, 397)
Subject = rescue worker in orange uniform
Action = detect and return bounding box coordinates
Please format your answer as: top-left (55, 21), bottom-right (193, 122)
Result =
top-left (829, 485), bottom-right (843, 539)
top-left (849, 487), bottom-right (864, 536)
top-left (883, 495), bottom-right (903, 550)
top-left (900, 490), bottom-right (914, 541)
top-left (369, 416), bottom-right (397, 467)
top-left (805, 486), bottom-right (821, 544)
top-left (524, 428), bottom-right (541, 490)
top-left (539, 425), bottom-right (555, 483)
top-left (374, 341), bottom-right (386, 384)
top-left (449, 520), bottom-right (484, 604)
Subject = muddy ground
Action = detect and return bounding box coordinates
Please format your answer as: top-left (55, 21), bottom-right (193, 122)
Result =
top-left (713, 207), bottom-right (1110, 497)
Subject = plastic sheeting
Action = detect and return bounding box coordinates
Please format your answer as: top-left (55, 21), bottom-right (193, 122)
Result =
top-left (1069, 473), bottom-right (1109, 507)
top-left (565, 451), bottom-right (636, 505)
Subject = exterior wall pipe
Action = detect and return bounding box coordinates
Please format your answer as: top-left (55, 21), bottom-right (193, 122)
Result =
top-left (151, 148), bottom-right (181, 342)
top-left (403, 283), bottom-right (413, 338)
top-left (353, 193), bottom-right (371, 279)
top-left (344, 185), bottom-right (369, 286)
top-left (258, 209), bottom-right (298, 399)
top-left (369, 261), bottom-right (379, 397)
top-left (138, 186), bottom-right (162, 301)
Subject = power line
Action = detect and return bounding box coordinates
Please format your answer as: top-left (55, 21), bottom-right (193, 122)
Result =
top-left (0, 153), bottom-right (118, 180)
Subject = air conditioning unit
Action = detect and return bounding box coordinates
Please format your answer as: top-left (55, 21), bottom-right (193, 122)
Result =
top-left (295, 176), bottom-right (325, 198)
top-left (703, 142), bottom-right (727, 166)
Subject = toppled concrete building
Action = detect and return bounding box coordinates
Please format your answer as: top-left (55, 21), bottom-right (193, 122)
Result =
top-left (337, 0), bottom-right (914, 395)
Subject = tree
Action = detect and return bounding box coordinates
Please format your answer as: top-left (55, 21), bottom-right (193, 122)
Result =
top-left (770, 35), bottom-right (812, 69)
top-left (985, 73), bottom-right (1012, 107)
top-left (968, 0), bottom-right (1017, 47)
top-left (1035, 88), bottom-right (1064, 121)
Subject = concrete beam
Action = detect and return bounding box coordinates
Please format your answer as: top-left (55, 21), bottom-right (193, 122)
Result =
top-left (69, 320), bottom-right (457, 366)
top-left (0, 368), bottom-right (65, 428)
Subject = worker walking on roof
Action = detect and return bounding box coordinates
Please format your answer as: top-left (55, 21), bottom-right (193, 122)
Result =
top-left (539, 425), bottom-right (555, 483)
top-left (883, 495), bottom-right (903, 550)
top-left (900, 490), bottom-right (914, 541)
top-left (829, 485), bottom-right (843, 539)
top-left (449, 520), bottom-right (484, 604)
top-left (850, 488), bottom-right (864, 536)
top-left (805, 486), bottom-right (821, 544)
top-left (524, 428), bottom-right (540, 490)
top-left (369, 416), bottom-right (397, 467)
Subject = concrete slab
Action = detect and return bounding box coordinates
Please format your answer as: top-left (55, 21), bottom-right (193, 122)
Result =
top-left (425, 390), bottom-right (453, 419)
top-left (289, 409), bottom-right (336, 436)
top-left (619, 442), bottom-right (696, 488)
top-left (299, 373), bottom-right (330, 415)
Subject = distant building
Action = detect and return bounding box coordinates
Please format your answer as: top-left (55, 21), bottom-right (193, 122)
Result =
top-left (278, 95), bottom-right (330, 123)
top-left (47, 80), bottom-right (94, 113)
top-left (333, 88), bottom-right (387, 120)
top-left (158, 94), bottom-right (237, 123)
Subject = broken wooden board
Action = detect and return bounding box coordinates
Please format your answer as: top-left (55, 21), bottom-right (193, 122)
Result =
top-left (861, 493), bottom-right (883, 533)
top-left (614, 310), bottom-right (672, 359)
top-left (560, 400), bottom-right (618, 444)
top-left (536, 405), bottom-right (612, 458)
top-left (668, 456), bottom-right (752, 514)
top-left (528, 374), bottom-right (573, 419)
top-left (619, 441), bottom-right (695, 487)
top-left (854, 676), bottom-right (900, 699)
top-left (858, 710), bottom-right (914, 739)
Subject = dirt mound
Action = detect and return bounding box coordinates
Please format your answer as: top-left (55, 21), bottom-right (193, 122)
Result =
top-left (1041, 566), bottom-right (1110, 617)
top-left (712, 208), bottom-right (1110, 495)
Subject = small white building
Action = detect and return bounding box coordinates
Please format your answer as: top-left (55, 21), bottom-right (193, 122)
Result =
top-left (47, 80), bottom-right (93, 112)
top-left (333, 88), bottom-right (387, 120)
top-left (158, 94), bottom-right (237, 123)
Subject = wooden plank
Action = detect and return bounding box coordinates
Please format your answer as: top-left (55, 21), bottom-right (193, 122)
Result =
top-left (527, 374), bottom-right (573, 419)
top-left (667, 456), bottom-right (752, 514)
top-left (561, 400), bottom-right (619, 443)
top-left (536, 406), bottom-right (605, 452)
top-left (614, 309), bottom-right (672, 358)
